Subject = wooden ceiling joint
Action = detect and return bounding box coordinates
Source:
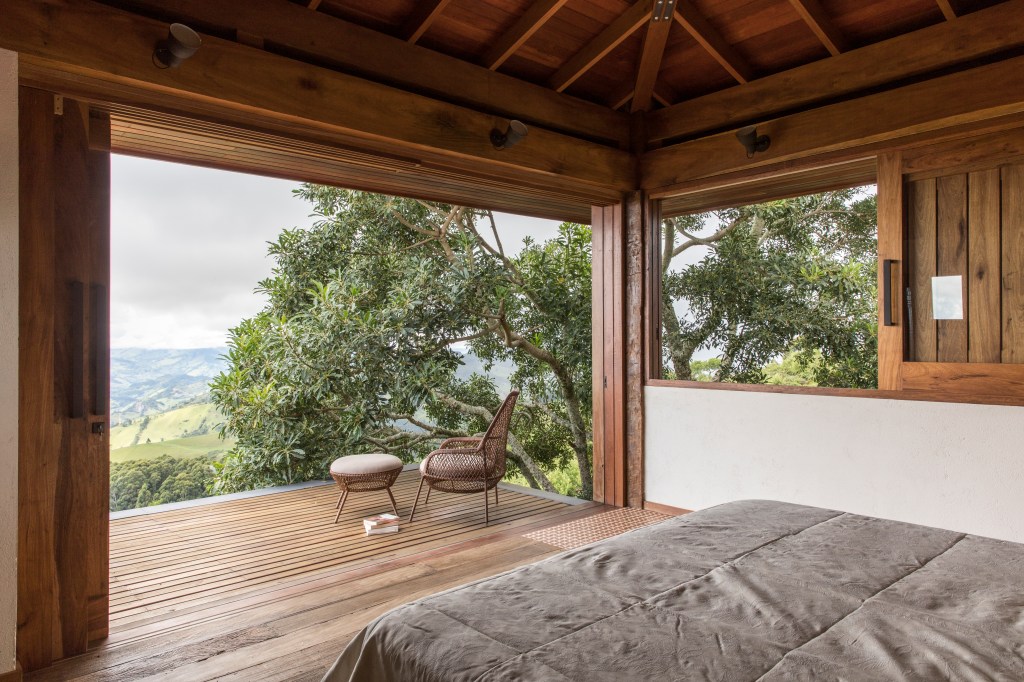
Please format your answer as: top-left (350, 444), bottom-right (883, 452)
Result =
top-left (787, 0), bottom-right (848, 56)
top-left (401, 0), bottom-right (453, 44)
top-left (548, 0), bottom-right (653, 92)
top-left (307, 0), bottom-right (322, 10)
top-left (673, 0), bottom-right (754, 84)
top-left (936, 0), bottom-right (959, 20)
top-left (482, 0), bottom-right (570, 70)
top-left (631, 0), bottom-right (675, 112)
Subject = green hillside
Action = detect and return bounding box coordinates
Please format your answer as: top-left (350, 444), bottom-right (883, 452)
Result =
top-left (110, 401), bottom-right (224, 449)
top-left (110, 432), bottom-right (235, 463)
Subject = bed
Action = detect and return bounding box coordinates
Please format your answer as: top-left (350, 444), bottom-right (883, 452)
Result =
top-left (322, 499), bottom-right (1024, 681)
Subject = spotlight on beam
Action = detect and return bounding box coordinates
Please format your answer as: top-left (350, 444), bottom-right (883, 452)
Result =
top-left (153, 23), bottom-right (202, 69)
top-left (736, 125), bottom-right (771, 158)
top-left (490, 120), bottom-right (528, 150)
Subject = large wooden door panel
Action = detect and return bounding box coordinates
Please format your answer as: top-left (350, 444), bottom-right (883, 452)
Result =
top-left (18, 87), bottom-right (110, 672)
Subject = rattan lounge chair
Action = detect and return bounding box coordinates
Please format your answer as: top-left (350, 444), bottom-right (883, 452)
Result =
top-left (410, 390), bottom-right (519, 526)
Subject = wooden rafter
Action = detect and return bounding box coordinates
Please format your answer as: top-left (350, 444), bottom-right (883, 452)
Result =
top-left (307, 0), bottom-right (322, 10)
top-left (482, 0), bottom-right (569, 70)
top-left (631, 0), bottom-right (675, 112)
top-left (673, 0), bottom-right (754, 84)
top-left (401, 0), bottom-right (452, 44)
top-left (548, 0), bottom-right (652, 92)
top-left (608, 83), bottom-right (677, 110)
top-left (787, 0), bottom-right (847, 56)
top-left (936, 0), bottom-right (959, 20)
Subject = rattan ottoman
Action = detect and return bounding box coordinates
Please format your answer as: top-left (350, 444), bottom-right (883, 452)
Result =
top-left (329, 453), bottom-right (404, 523)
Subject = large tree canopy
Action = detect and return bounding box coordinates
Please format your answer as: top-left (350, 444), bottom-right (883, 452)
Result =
top-left (661, 188), bottom-right (878, 388)
top-left (211, 188), bottom-right (593, 497)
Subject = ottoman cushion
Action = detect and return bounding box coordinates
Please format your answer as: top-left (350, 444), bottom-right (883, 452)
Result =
top-left (331, 453), bottom-right (403, 476)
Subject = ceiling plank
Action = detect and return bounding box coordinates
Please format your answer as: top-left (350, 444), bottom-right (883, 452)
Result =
top-left (1, 0), bottom-right (635, 193)
top-left (631, 1), bottom-right (675, 112)
top-left (643, 54), bottom-right (1024, 191)
top-left (648, 0), bottom-right (1024, 143)
top-left (102, 0), bottom-right (630, 145)
top-left (936, 0), bottom-right (959, 20)
top-left (787, 0), bottom-right (847, 56)
top-left (673, 0), bottom-right (754, 84)
top-left (482, 0), bottom-right (570, 70)
top-left (548, 0), bottom-right (652, 92)
top-left (401, 0), bottom-right (453, 44)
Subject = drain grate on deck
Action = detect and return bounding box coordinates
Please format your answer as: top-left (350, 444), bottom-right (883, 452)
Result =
top-left (523, 507), bottom-right (670, 550)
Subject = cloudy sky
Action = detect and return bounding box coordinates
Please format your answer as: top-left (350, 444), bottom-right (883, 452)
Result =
top-left (111, 155), bottom-right (562, 349)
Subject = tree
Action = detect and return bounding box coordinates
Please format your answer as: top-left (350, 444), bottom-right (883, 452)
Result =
top-left (109, 455), bottom-right (216, 512)
top-left (661, 188), bottom-right (878, 388)
top-left (211, 188), bottom-right (593, 498)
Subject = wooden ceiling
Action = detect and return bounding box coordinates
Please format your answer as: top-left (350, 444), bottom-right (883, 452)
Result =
top-left (279, 0), bottom-right (1004, 114)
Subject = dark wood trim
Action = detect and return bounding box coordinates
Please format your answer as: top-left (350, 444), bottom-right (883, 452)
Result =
top-left (641, 500), bottom-right (691, 516)
top-left (673, 1), bottom-right (754, 84)
top-left (645, 199), bottom-right (663, 381)
top-left (902, 126), bottom-right (1024, 180)
top-left (0, 664), bottom-right (23, 682)
top-left (646, 378), bottom-right (1024, 407)
top-left (642, 55), bottom-right (1024, 193)
top-left (646, 1), bottom-right (1024, 143)
top-left (0, 0), bottom-right (634, 194)
top-left (901, 362), bottom-right (1024, 400)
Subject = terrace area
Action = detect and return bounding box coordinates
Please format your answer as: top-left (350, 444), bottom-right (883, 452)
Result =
top-left (27, 470), bottom-right (671, 682)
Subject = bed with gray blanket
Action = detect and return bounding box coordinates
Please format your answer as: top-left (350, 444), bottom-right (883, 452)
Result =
top-left (322, 499), bottom-right (1024, 681)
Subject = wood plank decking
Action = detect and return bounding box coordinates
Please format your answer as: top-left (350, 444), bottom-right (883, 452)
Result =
top-left (28, 471), bottom-right (615, 682)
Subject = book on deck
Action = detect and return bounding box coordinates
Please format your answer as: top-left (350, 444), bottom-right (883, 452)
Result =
top-left (364, 523), bottom-right (400, 536)
top-left (363, 513), bottom-right (400, 528)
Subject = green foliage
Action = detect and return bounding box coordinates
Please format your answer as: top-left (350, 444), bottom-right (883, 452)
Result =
top-left (662, 188), bottom-right (878, 388)
top-left (109, 455), bottom-right (217, 512)
top-left (212, 189), bottom-right (593, 497)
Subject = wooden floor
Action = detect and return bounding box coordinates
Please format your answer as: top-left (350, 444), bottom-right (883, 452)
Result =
top-left (28, 471), bottom-right (610, 682)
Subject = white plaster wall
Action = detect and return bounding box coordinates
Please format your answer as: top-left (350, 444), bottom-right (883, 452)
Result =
top-left (0, 48), bottom-right (18, 675)
top-left (645, 385), bottom-right (1024, 543)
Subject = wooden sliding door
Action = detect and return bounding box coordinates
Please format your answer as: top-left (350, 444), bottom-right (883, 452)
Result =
top-left (19, 87), bottom-right (110, 671)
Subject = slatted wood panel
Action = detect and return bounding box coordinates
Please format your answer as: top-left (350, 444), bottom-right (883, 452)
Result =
top-left (106, 472), bottom-right (594, 634)
top-left (907, 164), bottom-right (1024, 364)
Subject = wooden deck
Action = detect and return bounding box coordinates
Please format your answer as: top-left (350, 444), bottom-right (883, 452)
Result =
top-left (28, 471), bottom-right (614, 682)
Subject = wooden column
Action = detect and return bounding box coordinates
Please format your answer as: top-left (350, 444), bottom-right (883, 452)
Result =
top-left (18, 87), bottom-right (110, 672)
top-left (592, 193), bottom-right (646, 507)
top-left (876, 152), bottom-right (904, 390)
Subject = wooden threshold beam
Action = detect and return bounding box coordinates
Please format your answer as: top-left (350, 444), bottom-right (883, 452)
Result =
top-left (108, 0), bottom-right (629, 145)
top-left (1, 0), bottom-right (634, 194)
top-left (549, 0), bottom-right (651, 92)
top-left (642, 54), bottom-right (1024, 192)
top-left (936, 0), bottom-right (959, 20)
top-left (482, 0), bottom-right (569, 70)
top-left (401, 0), bottom-right (453, 44)
top-left (647, 0), bottom-right (1024, 143)
top-left (673, 0), bottom-right (753, 84)
top-left (787, 0), bottom-right (847, 56)
top-left (631, 1), bottom-right (675, 112)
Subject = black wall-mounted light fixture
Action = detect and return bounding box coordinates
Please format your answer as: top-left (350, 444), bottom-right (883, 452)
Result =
top-left (490, 120), bottom-right (528, 150)
top-left (153, 23), bottom-right (202, 69)
top-left (736, 125), bottom-right (771, 158)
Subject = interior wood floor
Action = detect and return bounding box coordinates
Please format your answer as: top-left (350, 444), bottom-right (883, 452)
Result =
top-left (28, 471), bottom-right (607, 682)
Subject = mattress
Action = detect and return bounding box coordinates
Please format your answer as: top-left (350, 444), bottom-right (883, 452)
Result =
top-left (322, 499), bottom-right (1024, 681)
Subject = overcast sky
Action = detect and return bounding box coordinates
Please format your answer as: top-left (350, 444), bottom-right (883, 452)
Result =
top-left (111, 155), bottom-right (562, 349)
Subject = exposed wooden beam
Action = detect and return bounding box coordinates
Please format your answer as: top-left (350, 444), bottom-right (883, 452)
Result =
top-left (642, 54), bottom-right (1024, 191)
top-left (307, 0), bottom-right (322, 10)
top-left (548, 0), bottom-right (652, 92)
top-left (608, 83), bottom-right (677, 111)
top-left (401, 0), bottom-right (453, 44)
top-left (105, 0), bottom-right (630, 145)
top-left (631, 0), bottom-right (675, 112)
top-left (936, 0), bottom-right (959, 20)
top-left (481, 0), bottom-right (569, 70)
top-left (787, 0), bottom-right (847, 56)
top-left (648, 0), bottom-right (1024, 143)
top-left (673, 0), bottom-right (754, 84)
top-left (1, 0), bottom-right (634, 193)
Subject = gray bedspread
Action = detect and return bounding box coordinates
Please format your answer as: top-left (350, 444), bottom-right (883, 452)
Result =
top-left (322, 499), bottom-right (1024, 681)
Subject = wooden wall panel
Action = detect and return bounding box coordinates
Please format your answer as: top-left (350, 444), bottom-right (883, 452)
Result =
top-left (908, 178), bottom-right (937, 362)
top-left (18, 88), bottom-right (110, 672)
top-left (1003, 164), bottom-right (1024, 363)
top-left (936, 174), bottom-right (969, 362)
top-left (968, 168), bottom-right (1002, 363)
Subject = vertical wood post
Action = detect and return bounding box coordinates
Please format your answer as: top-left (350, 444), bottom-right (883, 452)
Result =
top-left (877, 152), bottom-right (904, 390)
